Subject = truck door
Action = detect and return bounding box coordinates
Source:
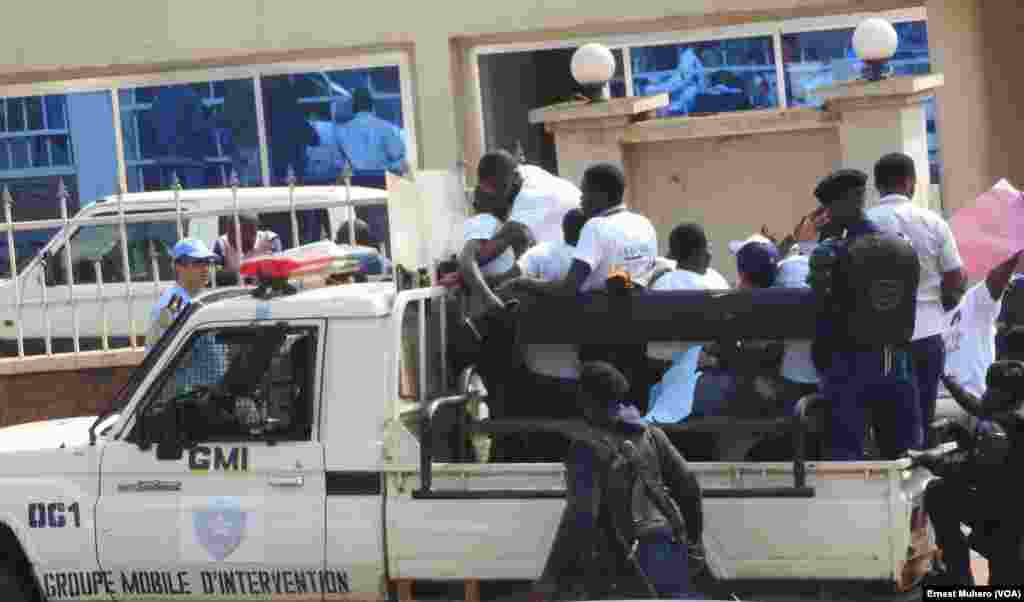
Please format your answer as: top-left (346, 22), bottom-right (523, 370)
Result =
top-left (38, 214), bottom-right (180, 351)
top-left (96, 320), bottom-right (329, 599)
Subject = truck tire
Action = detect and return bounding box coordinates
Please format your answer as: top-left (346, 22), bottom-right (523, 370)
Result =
top-left (0, 566), bottom-right (31, 602)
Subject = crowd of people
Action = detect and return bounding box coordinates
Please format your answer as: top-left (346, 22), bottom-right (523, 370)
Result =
top-left (441, 147), bottom-right (1024, 594)
top-left (447, 148), bottom-right (1022, 463)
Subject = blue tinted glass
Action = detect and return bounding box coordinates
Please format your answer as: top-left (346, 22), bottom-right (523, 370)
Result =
top-left (50, 135), bottom-right (70, 166)
top-left (32, 137), bottom-right (48, 167)
top-left (26, 97), bottom-right (44, 131)
top-left (7, 98), bottom-right (25, 132)
top-left (783, 21), bottom-right (939, 181)
top-left (119, 79), bottom-right (261, 192)
top-left (11, 139), bottom-right (29, 168)
top-left (0, 141), bottom-right (8, 170)
top-left (44, 96), bottom-right (66, 130)
top-left (263, 66), bottom-right (407, 189)
top-left (631, 36), bottom-right (778, 117)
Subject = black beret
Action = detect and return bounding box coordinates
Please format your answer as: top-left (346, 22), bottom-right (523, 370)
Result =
top-left (814, 169), bottom-right (868, 205)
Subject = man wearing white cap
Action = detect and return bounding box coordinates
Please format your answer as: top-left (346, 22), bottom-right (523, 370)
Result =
top-left (146, 237), bottom-right (217, 350)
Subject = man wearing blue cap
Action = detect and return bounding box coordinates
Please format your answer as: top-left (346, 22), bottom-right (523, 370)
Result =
top-left (145, 238), bottom-right (217, 350)
top-left (809, 169), bottom-right (923, 460)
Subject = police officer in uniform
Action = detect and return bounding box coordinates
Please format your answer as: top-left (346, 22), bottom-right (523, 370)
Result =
top-left (146, 238), bottom-right (218, 350)
top-left (531, 361), bottom-right (705, 601)
top-left (924, 326), bottom-right (1024, 585)
top-left (807, 169), bottom-right (924, 460)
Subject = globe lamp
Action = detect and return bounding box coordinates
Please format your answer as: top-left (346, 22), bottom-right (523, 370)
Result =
top-left (571, 43), bottom-right (616, 102)
top-left (853, 18), bottom-right (899, 82)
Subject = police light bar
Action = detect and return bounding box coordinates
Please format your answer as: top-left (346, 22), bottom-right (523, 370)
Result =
top-left (239, 241), bottom-right (368, 292)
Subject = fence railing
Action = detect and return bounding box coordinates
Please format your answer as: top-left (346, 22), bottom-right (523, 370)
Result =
top-left (1, 166), bottom-right (386, 361)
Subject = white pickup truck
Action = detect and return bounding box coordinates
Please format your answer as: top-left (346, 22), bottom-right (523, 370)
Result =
top-left (0, 185), bottom-right (387, 356)
top-left (0, 249), bottom-right (939, 601)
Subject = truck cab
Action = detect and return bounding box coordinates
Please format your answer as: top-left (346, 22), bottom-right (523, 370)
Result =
top-left (0, 246), bottom-right (940, 601)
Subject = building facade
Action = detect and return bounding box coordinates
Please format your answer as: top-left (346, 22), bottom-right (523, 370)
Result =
top-left (0, 0), bottom-right (1016, 269)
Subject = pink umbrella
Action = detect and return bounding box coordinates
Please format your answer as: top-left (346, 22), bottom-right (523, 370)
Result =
top-left (950, 179), bottom-right (1024, 280)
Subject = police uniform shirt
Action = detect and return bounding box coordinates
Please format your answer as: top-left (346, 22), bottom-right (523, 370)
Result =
top-left (517, 241), bottom-right (579, 381)
top-left (944, 281), bottom-right (1003, 397)
top-left (462, 213), bottom-right (516, 276)
top-left (815, 218), bottom-right (882, 348)
top-left (573, 206), bottom-right (658, 293)
top-left (146, 284), bottom-right (193, 349)
top-left (867, 194), bottom-right (964, 341)
top-left (506, 165), bottom-right (581, 247)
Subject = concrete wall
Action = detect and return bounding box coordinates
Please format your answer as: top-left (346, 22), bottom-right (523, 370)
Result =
top-left (628, 127), bottom-right (841, 283)
top-left (925, 1), bottom-right (1024, 211)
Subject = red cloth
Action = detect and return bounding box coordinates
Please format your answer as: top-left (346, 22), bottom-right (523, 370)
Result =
top-left (950, 179), bottom-right (1024, 280)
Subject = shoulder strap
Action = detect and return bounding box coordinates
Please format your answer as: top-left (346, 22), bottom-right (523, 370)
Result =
top-left (623, 428), bottom-right (689, 543)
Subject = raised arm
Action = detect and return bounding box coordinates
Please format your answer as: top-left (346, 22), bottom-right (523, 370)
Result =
top-left (985, 250), bottom-right (1024, 301)
top-left (940, 373), bottom-right (986, 419)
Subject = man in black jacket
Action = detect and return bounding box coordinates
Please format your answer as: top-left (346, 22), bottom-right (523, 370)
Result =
top-left (531, 361), bottom-right (705, 600)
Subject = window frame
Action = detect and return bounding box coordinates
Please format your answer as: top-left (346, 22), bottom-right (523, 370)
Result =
top-left (469, 7), bottom-right (928, 152)
top-left (127, 319), bottom-right (324, 446)
top-left (0, 51), bottom-right (417, 194)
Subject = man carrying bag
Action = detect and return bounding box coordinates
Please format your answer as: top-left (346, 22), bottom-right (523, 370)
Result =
top-left (531, 361), bottom-right (707, 600)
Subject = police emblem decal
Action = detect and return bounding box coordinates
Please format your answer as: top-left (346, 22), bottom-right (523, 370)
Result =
top-left (869, 279), bottom-right (904, 312)
top-left (193, 497), bottom-right (246, 561)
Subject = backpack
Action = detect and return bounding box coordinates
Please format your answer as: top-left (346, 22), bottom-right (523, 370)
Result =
top-left (576, 426), bottom-right (690, 598)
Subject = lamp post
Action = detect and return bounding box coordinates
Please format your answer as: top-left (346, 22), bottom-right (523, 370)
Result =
top-left (853, 17), bottom-right (899, 82)
top-left (570, 43), bottom-right (617, 102)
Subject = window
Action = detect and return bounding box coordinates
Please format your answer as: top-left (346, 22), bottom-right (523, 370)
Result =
top-left (138, 325), bottom-right (317, 443)
top-left (119, 79), bottom-right (262, 192)
top-left (46, 215), bottom-right (180, 286)
top-left (263, 67), bottom-right (407, 187)
top-left (0, 90), bottom-right (120, 278)
top-left (782, 20), bottom-right (940, 180)
top-left (631, 36), bottom-right (779, 117)
top-left (477, 47), bottom-right (626, 174)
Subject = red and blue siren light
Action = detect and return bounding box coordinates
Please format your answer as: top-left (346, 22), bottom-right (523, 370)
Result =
top-left (239, 241), bottom-right (364, 286)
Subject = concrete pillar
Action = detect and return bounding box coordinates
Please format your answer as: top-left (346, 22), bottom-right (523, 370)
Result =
top-left (925, 0), bottom-right (995, 213)
top-left (412, 39), bottom-right (461, 171)
top-left (817, 74), bottom-right (942, 211)
top-left (527, 94), bottom-right (668, 202)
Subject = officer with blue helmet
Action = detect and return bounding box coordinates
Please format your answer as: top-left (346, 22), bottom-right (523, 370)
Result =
top-left (808, 169), bottom-right (924, 460)
top-left (146, 238), bottom-right (217, 350)
top-left (926, 326), bottom-right (1024, 585)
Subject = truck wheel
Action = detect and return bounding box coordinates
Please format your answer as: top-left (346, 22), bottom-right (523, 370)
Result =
top-left (0, 566), bottom-right (32, 602)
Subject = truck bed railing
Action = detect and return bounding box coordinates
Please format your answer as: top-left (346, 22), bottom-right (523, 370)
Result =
top-left (410, 390), bottom-right (821, 500)
top-left (1, 177), bottom-right (386, 359)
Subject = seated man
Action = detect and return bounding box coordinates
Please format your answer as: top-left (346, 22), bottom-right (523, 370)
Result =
top-left (502, 163), bottom-right (658, 414)
top-left (645, 222), bottom-right (716, 424)
top-left (479, 208), bottom-right (588, 462)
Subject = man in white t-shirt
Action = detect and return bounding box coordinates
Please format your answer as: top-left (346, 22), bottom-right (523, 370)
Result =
top-left (646, 223), bottom-right (714, 424)
top-left (943, 251), bottom-right (1024, 399)
top-left (867, 153), bottom-right (968, 433)
top-left (502, 163), bottom-right (658, 412)
top-left (490, 209), bottom-right (588, 462)
top-left (458, 150), bottom-right (581, 313)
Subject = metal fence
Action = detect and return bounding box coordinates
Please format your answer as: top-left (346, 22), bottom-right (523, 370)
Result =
top-left (0, 166), bottom-right (382, 360)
